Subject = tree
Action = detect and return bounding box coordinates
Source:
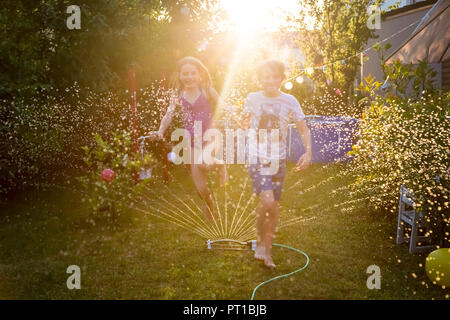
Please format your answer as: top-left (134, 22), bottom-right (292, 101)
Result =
top-left (293, 0), bottom-right (384, 113)
top-left (0, 0), bottom-right (225, 196)
top-left (0, 0), bottom-right (222, 96)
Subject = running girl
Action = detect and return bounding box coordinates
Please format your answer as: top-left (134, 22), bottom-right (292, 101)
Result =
top-left (149, 56), bottom-right (228, 221)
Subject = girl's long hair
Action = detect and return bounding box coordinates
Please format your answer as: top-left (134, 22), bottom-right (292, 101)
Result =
top-left (170, 56), bottom-right (216, 111)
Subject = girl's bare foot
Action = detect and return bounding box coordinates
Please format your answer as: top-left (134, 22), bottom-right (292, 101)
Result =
top-left (254, 244), bottom-right (265, 260)
top-left (203, 206), bottom-right (214, 222)
top-left (219, 166), bottom-right (229, 187)
top-left (264, 255), bottom-right (276, 269)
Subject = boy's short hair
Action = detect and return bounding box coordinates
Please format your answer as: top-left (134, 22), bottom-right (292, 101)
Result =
top-left (257, 60), bottom-right (286, 80)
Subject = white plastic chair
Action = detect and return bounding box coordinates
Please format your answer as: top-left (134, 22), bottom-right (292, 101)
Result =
top-left (396, 185), bottom-right (435, 254)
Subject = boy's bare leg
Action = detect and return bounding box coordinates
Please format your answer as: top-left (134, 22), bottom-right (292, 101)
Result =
top-left (259, 191), bottom-right (279, 269)
top-left (254, 202), bottom-right (267, 260)
top-left (264, 201), bottom-right (279, 269)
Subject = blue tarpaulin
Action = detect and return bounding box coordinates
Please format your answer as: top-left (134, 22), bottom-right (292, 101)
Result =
top-left (287, 116), bottom-right (360, 163)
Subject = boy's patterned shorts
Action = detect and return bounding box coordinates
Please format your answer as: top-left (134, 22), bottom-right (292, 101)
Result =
top-left (247, 160), bottom-right (286, 201)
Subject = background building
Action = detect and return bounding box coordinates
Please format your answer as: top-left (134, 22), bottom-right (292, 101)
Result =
top-left (362, 0), bottom-right (445, 88)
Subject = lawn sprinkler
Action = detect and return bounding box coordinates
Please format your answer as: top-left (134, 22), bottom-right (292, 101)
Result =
top-left (137, 134), bottom-right (170, 183)
top-left (128, 65), bottom-right (169, 184)
top-left (137, 135), bottom-right (153, 181)
top-left (206, 239), bottom-right (256, 251)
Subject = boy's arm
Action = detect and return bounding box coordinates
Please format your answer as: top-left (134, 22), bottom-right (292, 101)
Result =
top-left (294, 119), bottom-right (312, 172)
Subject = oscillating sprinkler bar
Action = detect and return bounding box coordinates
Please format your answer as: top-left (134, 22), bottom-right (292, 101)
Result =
top-left (206, 239), bottom-right (256, 251)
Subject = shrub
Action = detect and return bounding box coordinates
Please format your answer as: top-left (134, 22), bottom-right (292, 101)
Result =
top-left (350, 74), bottom-right (450, 246)
top-left (76, 130), bottom-right (157, 217)
top-left (0, 82), bottom-right (171, 199)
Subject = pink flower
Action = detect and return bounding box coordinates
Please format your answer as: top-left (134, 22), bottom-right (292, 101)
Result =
top-left (101, 168), bottom-right (115, 182)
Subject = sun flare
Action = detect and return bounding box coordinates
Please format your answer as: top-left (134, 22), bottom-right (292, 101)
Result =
top-left (220, 0), bottom-right (300, 35)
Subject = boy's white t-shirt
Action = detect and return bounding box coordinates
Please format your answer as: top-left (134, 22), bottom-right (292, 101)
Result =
top-left (243, 91), bottom-right (305, 162)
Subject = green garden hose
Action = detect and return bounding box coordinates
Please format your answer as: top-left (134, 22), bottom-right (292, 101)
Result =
top-left (250, 243), bottom-right (310, 300)
top-left (206, 239), bottom-right (309, 299)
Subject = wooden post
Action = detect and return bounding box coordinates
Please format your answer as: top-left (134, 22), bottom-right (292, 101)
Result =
top-left (159, 71), bottom-right (169, 184)
top-left (161, 139), bottom-right (169, 184)
top-left (129, 65), bottom-right (139, 183)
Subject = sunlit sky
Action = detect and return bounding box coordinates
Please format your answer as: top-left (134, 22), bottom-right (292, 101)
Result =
top-left (219, 0), bottom-right (411, 35)
top-left (215, 0), bottom-right (309, 100)
top-left (219, 0), bottom-right (311, 34)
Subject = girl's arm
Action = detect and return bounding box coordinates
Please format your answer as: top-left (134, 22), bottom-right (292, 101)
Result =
top-left (148, 94), bottom-right (178, 140)
top-left (209, 87), bottom-right (222, 107)
top-left (207, 87), bottom-right (223, 129)
top-left (233, 112), bottom-right (250, 129)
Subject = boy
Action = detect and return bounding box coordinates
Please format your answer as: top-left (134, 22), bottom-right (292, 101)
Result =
top-left (242, 60), bottom-right (312, 269)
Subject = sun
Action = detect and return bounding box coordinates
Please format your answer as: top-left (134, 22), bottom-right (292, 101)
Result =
top-left (216, 0), bottom-right (316, 101)
top-left (220, 0), bottom-right (300, 36)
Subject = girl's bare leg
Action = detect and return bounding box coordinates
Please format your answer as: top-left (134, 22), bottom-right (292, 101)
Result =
top-left (201, 141), bottom-right (229, 187)
top-left (218, 164), bottom-right (229, 187)
top-left (191, 164), bottom-right (215, 221)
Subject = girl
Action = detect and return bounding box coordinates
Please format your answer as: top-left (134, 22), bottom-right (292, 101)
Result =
top-left (149, 56), bottom-right (228, 221)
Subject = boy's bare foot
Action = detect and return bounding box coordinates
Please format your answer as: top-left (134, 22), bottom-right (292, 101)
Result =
top-left (254, 244), bottom-right (265, 260)
top-left (219, 166), bottom-right (229, 187)
top-left (264, 255), bottom-right (276, 269)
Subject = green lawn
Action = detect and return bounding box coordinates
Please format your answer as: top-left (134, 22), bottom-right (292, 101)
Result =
top-left (0, 163), bottom-right (448, 299)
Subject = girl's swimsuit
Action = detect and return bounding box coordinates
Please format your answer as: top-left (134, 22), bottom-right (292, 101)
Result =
top-left (180, 90), bottom-right (214, 147)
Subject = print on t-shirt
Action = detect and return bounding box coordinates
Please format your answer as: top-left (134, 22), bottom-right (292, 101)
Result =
top-left (258, 103), bottom-right (281, 130)
top-left (244, 91), bottom-right (306, 161)
top-left (257, 103), bottom-right (281, 158)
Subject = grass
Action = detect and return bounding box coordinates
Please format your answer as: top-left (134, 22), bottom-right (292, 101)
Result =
top-left (0, 163), bottom-right (449, 300)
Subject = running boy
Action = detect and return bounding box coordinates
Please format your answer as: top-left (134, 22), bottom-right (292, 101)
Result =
top-left (241, 60), bottom-right (312, 269)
